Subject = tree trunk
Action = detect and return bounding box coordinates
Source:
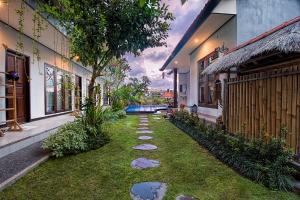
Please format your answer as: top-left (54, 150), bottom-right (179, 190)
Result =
top-left (88, 73), bottom-right (97, 105)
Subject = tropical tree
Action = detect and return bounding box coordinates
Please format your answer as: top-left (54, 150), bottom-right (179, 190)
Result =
top-left (42, 0), bottom-right (174, 104)
top-left (110, 76), bottom-right (151, 110)
top-left (103, 58), bottom-right (131, 90)
top-left (128, 76), bottom-right (151, 98)
top-left (139, 0), bottom-right (187, 6)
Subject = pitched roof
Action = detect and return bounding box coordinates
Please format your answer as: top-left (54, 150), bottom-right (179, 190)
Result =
top-left (202, 16), bottom-right (300, 74)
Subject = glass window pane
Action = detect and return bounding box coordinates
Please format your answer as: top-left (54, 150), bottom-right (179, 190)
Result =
top-left (45, 65), bottom-right (55, 113)
top-left (64, 75), bottom-right (72, 111)
top-left (57, 70), bottom-right (64, 111)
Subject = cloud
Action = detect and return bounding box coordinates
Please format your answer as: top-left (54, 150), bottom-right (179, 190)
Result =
top-left (129, 66), bottom-right (146, 77)
top-left (144, 51), bottom-right (168, 62)
top-left (125, 0), bottom-right (207, 90)
top-left (149, 76), bottom-right (173, 89)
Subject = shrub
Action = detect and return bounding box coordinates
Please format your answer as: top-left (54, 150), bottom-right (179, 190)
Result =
top-left (114, 110), bottom-right (126, 119)
top-left (170, 111), bottom-right (295, 191)
top-left (43, 101), bottom-right (112, 158)
top-left (42, 121), bottom-right (88, 157)
top-left (80, 101), bottom-right (111, 150)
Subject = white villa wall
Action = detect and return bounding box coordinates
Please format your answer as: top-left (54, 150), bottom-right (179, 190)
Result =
top-left (188, 16), bottom-right (237, 119)
top-left (0, 2), bottom-right (103, 122)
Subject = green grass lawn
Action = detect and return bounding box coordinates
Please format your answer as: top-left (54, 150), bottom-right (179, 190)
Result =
top-left (1, 115), bottom-right (299, 200)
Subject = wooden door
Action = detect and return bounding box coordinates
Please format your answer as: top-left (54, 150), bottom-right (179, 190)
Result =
top-left (6, 52), bottom-right (29, 123)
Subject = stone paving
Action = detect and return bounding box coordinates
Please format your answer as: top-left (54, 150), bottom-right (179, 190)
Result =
top-left (130, 182), bottom-right (167, 200)
top-left (133, 144), bottom-right (157, 151)
top-left (175, 195), bottom-right (199, 200)
top-left (130, 115), bottom-right (198, 200)
top-left (137, 127), bottom-right (150, 130)
top-left (138, 136), bottom-right (153, 140)
top-left (131, 157), bottom-right (160, 169)
top-left (130, 115), bottom-right (166, 200)
top-left (136, 130), bottom-right (153, 134)
top-left (139, 123), bottom-right (149, 126)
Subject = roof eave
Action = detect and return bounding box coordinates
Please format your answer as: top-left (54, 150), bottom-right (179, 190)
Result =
top-left (160, 0), bottom-right (221, 71)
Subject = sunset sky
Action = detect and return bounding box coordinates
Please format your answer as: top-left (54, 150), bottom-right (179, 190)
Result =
top-left (127, 0), bottom-right (207, 90)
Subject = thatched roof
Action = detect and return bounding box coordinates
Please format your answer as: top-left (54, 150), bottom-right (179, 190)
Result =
top-left (202, 17), bottom-right (300, 74)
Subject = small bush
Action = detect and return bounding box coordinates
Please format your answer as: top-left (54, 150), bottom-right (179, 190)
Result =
top-left (97, 107), bottom-right (126, 121)
top-left (43, 102), bottom-right (113, 157)
top-left (114, 110), bottom-right (126, 119)
top-left (43, 101), bottom-right (126, 158)
top-left (170, 111), bottom-right (295, 191)
top-left (83, 123), bottom-right (110, 150)
top-left (42, 121), bottom-right (88, 157)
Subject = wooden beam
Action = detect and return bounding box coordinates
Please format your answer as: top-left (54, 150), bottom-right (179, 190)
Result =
top-left (173, 68), bottom-right (178, 108)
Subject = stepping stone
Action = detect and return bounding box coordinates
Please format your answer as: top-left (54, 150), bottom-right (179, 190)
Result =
top-left (130, 182), bottom-right (167, 200)
top-left (133, 144), bottom-right (157, 151)
top-left (139, 123), bottom-right (149, 126)
top-left (137, 127), bottom-right (150, 130)
top-left (140, 117), bottom-right (148, 120)
top-left (140, 120), bottom-right (148, 122)
top-left (138, 136), bottom-right (153, 140)
top-left (140, 115), bottom-right (147, 117)
top-left (153, 117), bottom-right (161, 120)
top-left (131, 157), bottom-right (160, 169)
top-left (136, 130), bottom-right (153, 134)
top-left (176, 195), bottom-right (199, 200)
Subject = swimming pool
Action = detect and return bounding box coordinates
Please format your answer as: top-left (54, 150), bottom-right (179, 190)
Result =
top-left (125, 105), bottom-right (168, 114)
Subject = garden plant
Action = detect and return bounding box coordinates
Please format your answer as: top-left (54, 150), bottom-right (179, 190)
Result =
top-left (170, 110), bottom-right (295, 191)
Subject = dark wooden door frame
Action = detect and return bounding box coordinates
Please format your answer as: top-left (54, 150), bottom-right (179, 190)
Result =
top-left (5, 49), bottom-right (31, 123)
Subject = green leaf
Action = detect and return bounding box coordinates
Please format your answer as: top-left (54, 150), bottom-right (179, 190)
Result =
top-left (139, 0), bottom-right (147, 7)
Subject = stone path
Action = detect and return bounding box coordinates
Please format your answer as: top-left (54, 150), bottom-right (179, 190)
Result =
top-left (130, 182), bottom-right (167, 200)
top-left (139, 123), bottom-right (149, 126)
top-left (130, 114), bottom-right (198, 200)
top-left (176, 195), bottom-right (199, 200)
top-left (137, 127), bottom-right (150, 130)
top-left (136, 130), bottom-right (153, 134)
top-left (138, 136), bottom-right (153, 140)
top-left (131, 158), bottom-right (160, 169)
top-left (132, 144), bottom-right (157, 151)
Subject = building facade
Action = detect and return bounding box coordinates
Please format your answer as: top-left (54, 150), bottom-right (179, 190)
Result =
top-left (160, 0), bottom-right (300, 123)
top-left (0, 1), bottom-right (105, 124)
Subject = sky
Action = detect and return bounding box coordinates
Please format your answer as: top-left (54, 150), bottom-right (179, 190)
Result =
top-left (127, 0), bottom-right (207, 90)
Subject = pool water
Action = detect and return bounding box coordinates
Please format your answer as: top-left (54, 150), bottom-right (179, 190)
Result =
top-left (125, 105), bottom-right (167, 114)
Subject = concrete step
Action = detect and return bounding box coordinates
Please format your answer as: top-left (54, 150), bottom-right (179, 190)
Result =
top-left (0, 114), bottom-right (74, 159)
top-left (0, 127), bottom-right (57, 159)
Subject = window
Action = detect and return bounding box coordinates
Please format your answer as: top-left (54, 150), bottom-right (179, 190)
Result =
top-left (45, 64), bottom-right (72, 114)
top-left (64, 74), bottom-right (72, 111)
top-left (56, 70), bottom-right (64, 112)
top-left (75, 75), bottom-right (82, 110)
top-left (45, 65), bottom-right (55, 114)
top-left (198, 49), bottom-right (221, 107)
top-left (179, 84), bottom-right (187, 95)
top-left (200, 87), bottom-right (205, 103)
